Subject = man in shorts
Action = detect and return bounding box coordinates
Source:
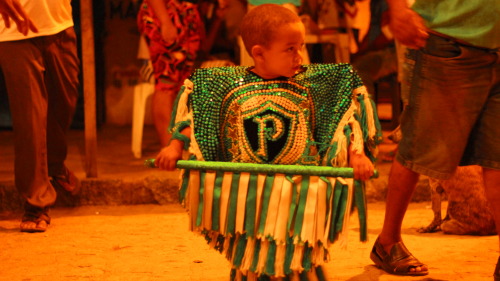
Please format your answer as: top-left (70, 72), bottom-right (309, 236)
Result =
top-left (370, 0), bottom-right (500, 278)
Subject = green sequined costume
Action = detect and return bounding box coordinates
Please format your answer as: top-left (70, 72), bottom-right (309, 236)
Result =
top-left (170, 63), bottom-right (382, 279)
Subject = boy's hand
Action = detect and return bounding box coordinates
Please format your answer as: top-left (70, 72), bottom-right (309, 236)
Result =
top-left (350, 153), bottom-right (375, 181)
top-left (155, 139), bottom-right (184, 170)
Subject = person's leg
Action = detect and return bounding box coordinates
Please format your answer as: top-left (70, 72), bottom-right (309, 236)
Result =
top-left (474, 51), bottom-right (500, 279)
top-left (44, 28), bottom-right (80, 193)
top-left (482, 168), bottom-right (500, 279)
top-left (375, 160), bottom-right (427, 273)
top-left (379, 161), bottom-right (419, 245)
top-left (0, 39), bottom-right (56, 232)
top-left (141, 1), bottom-right (202, 147)
top-left (45, 28), bottom-right (80, 173)
top-left (152, 88), bottom-right (177, 147)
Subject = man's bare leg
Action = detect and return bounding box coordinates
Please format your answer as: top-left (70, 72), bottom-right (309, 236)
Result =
top-left (378, 160), bottom-right (428, 273)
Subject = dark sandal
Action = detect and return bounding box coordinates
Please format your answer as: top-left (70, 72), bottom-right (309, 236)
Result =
top-left (494, 256), bottom-right (500, 281)
top-left (370, 237), bottom-right (429, 276)
top-left (20, 204), bottom-right (51, 233)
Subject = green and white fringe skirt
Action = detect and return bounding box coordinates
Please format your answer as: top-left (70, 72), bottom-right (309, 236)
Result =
top-left (178, 166), bottom-right (367, 279)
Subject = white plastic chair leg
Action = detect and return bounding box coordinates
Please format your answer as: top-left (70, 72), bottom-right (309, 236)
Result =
top-left (131, 82), bottom-right (154, 158)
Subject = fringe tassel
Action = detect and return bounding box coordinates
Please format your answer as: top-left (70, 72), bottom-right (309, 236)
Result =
top-left (188, 115), bottom-right (204, 161)
top-left (256, 240), bottom-right (270, 274)
top-left (301, 176), bottom-right (319, 243)
top-left (203, 171), bottom-right (216, 230)
top-left (274, 178), bottom-right (293, 242)
top-left (254, 174), bottom-right (267, 237)
top-left (315, 178), bottom-right (328, 245)
top-left (247, 272), bottom-right (257, 281)
top-left (245, 174), bottom-right (259, 237)
top-left (222, 233), bottom-right (232, 257)
top-left (324, 109), bottom-right (354, 167)
top-left (233, 234), bottom-right (247, 267)
top-left (188, 170), bottom-right (200, 231)
top-left (290, 244), bottom-right (305, 272)
top-left (236, 173), bottom-right (251, 233)
top-left (178, 168), bottom-right (190, 204)
top-left (354, 180), bottom-right (368, 241)
top-left (310, 244), bottom-right (326, 266)
top-left (171, 79), bottom-right (203, 160)
top-left (240, 238), bottom-right (256, 273)
top-left (338, 178), bottom-right (354, 249)
top-left (354, 86), bottom-right (377, 141)
top-left (265, 241), bottom-right (277, 276)
top-left (173, 80), bottom-right (192, 126)
top-left (184, 171), bottom-right (359, 276)
top-left (324, 86), bottom-right (382, 167)
top-left (219, 172), bottom-right (233, 234)
top-left (274, 244), bottom-right (287, 277)
top-left (349, 118), bottom-right (364, 155)
top-left (263, 174), bottom-right (285, 238)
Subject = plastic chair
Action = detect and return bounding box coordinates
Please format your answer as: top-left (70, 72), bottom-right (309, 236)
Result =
top-left (131, 37), bottom-right (234, 158)
top-left (131, 36), bottom-right (154, 159)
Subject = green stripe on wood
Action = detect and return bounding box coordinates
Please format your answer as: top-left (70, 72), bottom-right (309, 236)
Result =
top-left (250, 239), bottom-right (261, 272)
top-left (354, 180), bottom-right (368, 241)
top-left (178, 169), bottom-right (190, 203)
top-left (226, 173), bottom-right (241, 235)
top-left (245, 174), bottom-right (258, 236)
top-left (329, 180), bottom-right (344, 242)
top-left (233, 234), bottom-right (247, 267)
top-left (265, 240), bottom-right (277, 275)
top-left (212, 171), bottom-right (224, 231)
top-left (293, 176), bottom-right (310, 238)
top-left (196, 171), bottom-right (206, 227)
top-left (258, 175), bottom-right (275, 235)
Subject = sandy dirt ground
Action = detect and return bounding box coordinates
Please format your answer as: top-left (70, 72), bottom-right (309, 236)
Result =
top-left (0, 202), bottom-right (497, 281)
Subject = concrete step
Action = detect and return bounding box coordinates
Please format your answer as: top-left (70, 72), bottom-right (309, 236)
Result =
top-left (0, 125), bottom-right (431, 212)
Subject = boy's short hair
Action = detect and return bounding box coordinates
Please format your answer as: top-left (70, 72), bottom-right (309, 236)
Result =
top-left (240, 4), bottom-right (302, 56)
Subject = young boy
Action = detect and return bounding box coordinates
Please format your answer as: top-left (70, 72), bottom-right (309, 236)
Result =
top-left (155, 4), bottom-right (382, 281)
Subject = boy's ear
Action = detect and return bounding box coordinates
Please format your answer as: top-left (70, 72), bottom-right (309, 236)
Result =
top-left (251, 45), bottom-right (265, 61)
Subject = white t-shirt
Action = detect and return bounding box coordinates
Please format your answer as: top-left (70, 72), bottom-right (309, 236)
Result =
top-left (0, 0), bottom-right (74, 42)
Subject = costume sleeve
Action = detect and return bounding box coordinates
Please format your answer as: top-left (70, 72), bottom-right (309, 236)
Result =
top-left (324, 84), bottom-right (382, 167)
top-left (351, 85), bottom-right (382, 160)
top-left (168, 79), bottom-right (194, 150)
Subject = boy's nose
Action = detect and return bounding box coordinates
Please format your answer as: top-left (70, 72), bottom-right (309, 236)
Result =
top-left (295, 49), bottom-right (303, 64)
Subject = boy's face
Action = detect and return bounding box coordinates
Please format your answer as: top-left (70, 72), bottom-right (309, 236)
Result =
top-left (253, 22), bottom-right (305, 79)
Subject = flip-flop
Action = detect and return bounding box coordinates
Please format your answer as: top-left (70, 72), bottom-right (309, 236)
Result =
top-left (370, 237), bottom-right (429, 276)
top-left (20, 205), bottom-right (51, 233)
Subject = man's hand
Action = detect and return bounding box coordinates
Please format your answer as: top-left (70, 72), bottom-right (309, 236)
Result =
top-left (388, 6), bottom-right (428, 49)
top-left (0, 0), bottom-right (38, 35)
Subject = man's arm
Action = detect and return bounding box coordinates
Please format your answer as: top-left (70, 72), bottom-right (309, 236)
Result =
top-left (147, 0), bottom-right (177, 45)
top-left (386, 0), bottom-right (428, 49)
top-left (0, 0), bottom-right (38, 35)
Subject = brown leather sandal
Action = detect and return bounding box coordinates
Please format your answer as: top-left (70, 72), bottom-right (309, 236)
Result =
top-left (20, 204), bottom-right (51, 233)
top-left (370, 237), bottom-right (429, 276)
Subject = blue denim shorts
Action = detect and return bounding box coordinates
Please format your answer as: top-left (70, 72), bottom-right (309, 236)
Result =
top-left (396, 33), bottom-right (500, 179)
